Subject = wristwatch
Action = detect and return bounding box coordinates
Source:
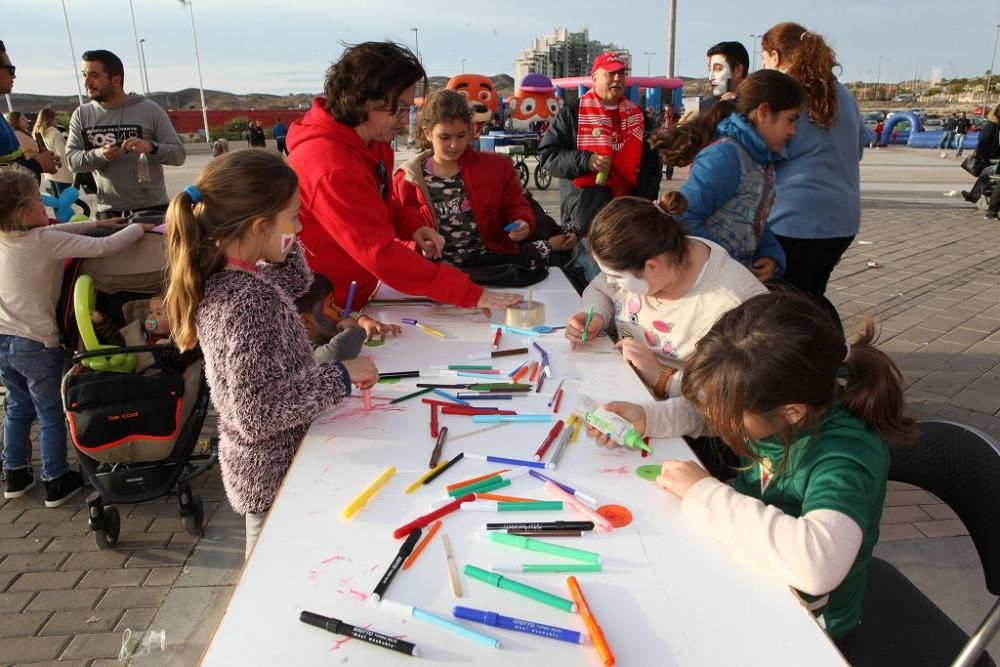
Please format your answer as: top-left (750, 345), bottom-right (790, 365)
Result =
top-left (149, 141), bottom-right (159, 154)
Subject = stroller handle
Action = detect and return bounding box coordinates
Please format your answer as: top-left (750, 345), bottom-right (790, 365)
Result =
top-left (72, 343), bottom-right (190, 364)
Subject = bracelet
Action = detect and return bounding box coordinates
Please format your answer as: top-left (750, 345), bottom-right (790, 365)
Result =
top-left (654, 367), bottom-right (674, 399)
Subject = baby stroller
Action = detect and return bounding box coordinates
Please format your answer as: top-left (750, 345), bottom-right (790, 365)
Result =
top-left (58, 225), bottom-right (216, 549)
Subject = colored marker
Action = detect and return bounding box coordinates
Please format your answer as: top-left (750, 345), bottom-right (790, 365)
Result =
top-left (371, 528), bottom-right (422, 601)
top-left (452, 605), bottom-right (585, 645)
top-left (472, 414), bottom-right (552, 423)
top-left (299, 611), bottom-right (419, 657)
top-left (581, 305), bottom-right (595, 344)
top-left (381, 599), bottom-right (498, 648)
top-left (487, 531), bottom-right (600, 563)
top-left (447, 477), bottom-right (511, 499)
top-left (571, 417), bottom-right (582, 443)
top-left (492, 327), bottom-right (502, 351)
top-left (553, 388), bottom-right (564, 413)
top-left (429, 426), bottom-right (448, 468)
top-left (461, 501), bottom-right (563, 512)
top-left (464, 564), bottom-right (576, 612)
top-left (403, 520), bottom-right (442, 570)
top-left (430, 403), bottom-right (439, 438)
top-left (343, 280), bottom-right (358, 317)
top-left (393, 493), bottom-right (474, 539)
top-left (533, 420), bottom-right (565, 460)
top-left (477, 493), bottom-right (540, 502)
top-left (446, 468), bottom-right (529, 498)
top-left (509, 530), bottom-right (584, 537)
top-left (405, 463), bottom-right (447, 493)
top-left (544, 482), bottom-right (613, 532)
top-left (535, 372), bottom-right (546, 393)
top-left (491, 323), bottom-right (541, 337)
top-left (507, 360), bottom-right (528, 378)
top-left (485, 521), bottom-right (595, 531)
top-left (465, 453), bottom-right (554, 470)
top-left (379, 371), bottom-right (420, 379)
top-left (431, 389), bottom-right (471, 406)
top-left (528, 361), bottom-right (540, 383)
top-left (442, 535), bottom-right (461, 597)
top-left (503, 222), bottom-right (519, 232)
top-left (441, 407), bottom-right (510, 416)
top-left (547, 380), bottom-right (566, 407)
top-left (389, 387), bottom-right (433, 405)
top-left (567, 576), bottom-right (615, 666)
top-left (469, 347), bottom-right (529, 359)
top-left (446, 469), bottom-right (510, 491)
top-left (490, 562), bottom-right (602, 573)
top-left (423, 452), bottom-right (464, 485)
top-left (343, 467), bottom-right (395, 519)
top-left (363, 387), bottom-right (373, 411)
top-left (548, 424), bottom-right (574, 466)
top-left (456, 393), bottom-right (513, 400)
top-left (528, 470), bottom-right (598, 507)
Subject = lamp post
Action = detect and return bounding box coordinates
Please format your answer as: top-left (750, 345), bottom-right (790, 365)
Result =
top-left (410, 28), bottom-right (420, 62)
top-left (985, 24), bottom-right (1000, 110)
top-left (180, 1), bottom-right (211, 144)
top-left (139, 39), bottom-right (151, 97)
top-left (643, 51), bottom-right (655, 76)
top-left (462, 58), bottom-right (466, 74)
top-left (127, 0), bottom-right (147, 95)
top-left (666, 0), bottom-right (677, 77)
top-left (59, 0), bottom-right (84, 105)
top-left (875, 56), bottom-right (884, 101)
top-left (749, 34), bottom-right (759, 72)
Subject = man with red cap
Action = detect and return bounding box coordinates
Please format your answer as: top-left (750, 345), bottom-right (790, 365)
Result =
top-left (538, 51), bottom-right (652, 284)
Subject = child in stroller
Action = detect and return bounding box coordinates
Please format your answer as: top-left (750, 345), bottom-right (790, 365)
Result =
top-left (60, 225), bottom-right (215, 549)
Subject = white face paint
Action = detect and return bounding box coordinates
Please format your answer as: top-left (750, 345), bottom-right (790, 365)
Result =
top-left (596, 258), bottom-right (651, 295)
top-left (708, 54), bottom-right (732, 97)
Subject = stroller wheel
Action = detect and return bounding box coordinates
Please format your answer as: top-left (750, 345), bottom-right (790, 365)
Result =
top-left (182, 495), bottom-right (204, 536)
top-left (94, 505), bottom-right (121, 550)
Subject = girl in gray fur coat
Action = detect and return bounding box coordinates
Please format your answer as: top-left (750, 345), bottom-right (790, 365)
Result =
top-left (163, 151), bottom-right (379, 557)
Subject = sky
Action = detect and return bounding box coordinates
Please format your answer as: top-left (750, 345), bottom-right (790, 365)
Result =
top-left (5, 0), bottom-right (999, 98)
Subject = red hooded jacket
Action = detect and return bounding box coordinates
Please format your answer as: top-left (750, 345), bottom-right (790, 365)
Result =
top-left (393, 147), bottom-right (535, 257)
top-left (286, 98), bottom-right (484, 309)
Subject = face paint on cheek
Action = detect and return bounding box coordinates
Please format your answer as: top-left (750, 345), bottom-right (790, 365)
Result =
top-left (280, 223), bottom-right (296, 253)
top-left (597, 259), bottom-right (652, 295)
top-left (708, 55), bottom-right (732, 97)
top-left (311, 301), bottom-right (339, 337)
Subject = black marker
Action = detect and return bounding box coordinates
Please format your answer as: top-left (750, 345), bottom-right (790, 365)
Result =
top-left (379, 371), bottom-right (421, 379)
top-left (370, 528), bottom-right (422, 602)
top-left (299, 611), bottom-right (418, 657)
top-left (428, 426), bottom-right (448, 468)
top-left (485, 521), bottom-right (595, 531)
top-left (423, 452), bottom-right (464, 485)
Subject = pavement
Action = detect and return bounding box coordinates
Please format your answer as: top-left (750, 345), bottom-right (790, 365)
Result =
top-left (1, 143), bottom-right (998, 665)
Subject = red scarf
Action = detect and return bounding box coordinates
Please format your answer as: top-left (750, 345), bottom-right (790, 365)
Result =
top-left (573, 89), bottom-right (645, 197)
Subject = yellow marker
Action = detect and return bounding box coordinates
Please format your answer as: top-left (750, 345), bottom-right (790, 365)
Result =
top-left (418, 323), bottom-right (446, 339)
top-left (342, 467), bottom-right (396, 519)
top-left (405, 463), bottom-right (446, 493)
top-left (571, 416), bottom-right (582, 443)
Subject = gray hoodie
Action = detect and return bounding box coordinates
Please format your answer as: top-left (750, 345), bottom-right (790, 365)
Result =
top-left (66, 94), bottom-right (185, 212)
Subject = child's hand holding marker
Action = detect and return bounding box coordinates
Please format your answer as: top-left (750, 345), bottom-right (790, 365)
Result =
top-left (412, 226), bottom-right (445, 259)
top-left (505, 220), bottom-right (531, 241)
top-left (587, 401), bottom-right (647, 448)
top-left (656, 459), bottom-right (711, 499)
top-left (356, 315), bottom-right (402, 339)
top-left (342, 357), bottom-right (379, 390)
top-left (565, 310), bottom-right (605, 349)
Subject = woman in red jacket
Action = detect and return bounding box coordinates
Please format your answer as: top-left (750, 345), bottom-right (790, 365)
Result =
top-left (394, 89), bottom-right (535, 267)
top-left (286, 42), bottom-right (521, 311)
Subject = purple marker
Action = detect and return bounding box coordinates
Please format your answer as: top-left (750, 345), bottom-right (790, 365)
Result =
top-left (452, 606), bottom-right (584, 644)
top-left (529, 470), bottom-right (598, 507)
top-left (402, 317), bottom-right (418, 325)
top-left (343, 280), bottom-right (358, 317)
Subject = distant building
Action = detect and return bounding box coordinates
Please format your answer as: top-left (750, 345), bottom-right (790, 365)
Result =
top-left (514, 28), bottom-right (631, 91)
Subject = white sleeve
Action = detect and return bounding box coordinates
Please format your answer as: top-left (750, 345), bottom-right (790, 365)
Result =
top-left (641, 397), bottom-right (705, 438)
top-left (680, 478), bottom-right (863, 596)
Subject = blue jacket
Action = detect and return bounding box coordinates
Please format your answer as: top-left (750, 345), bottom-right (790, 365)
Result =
top-left (272, 122), bottom-right (288, 140)
top-left (680, 113), bottom-right (786, 275)
top-left (769, 82), bottom-right (867, 239)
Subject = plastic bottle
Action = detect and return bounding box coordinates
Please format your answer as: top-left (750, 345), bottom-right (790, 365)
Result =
top-left (574, 395), bottom-right (649, 452)
top-left (136, 153), bottom-right (151, 184)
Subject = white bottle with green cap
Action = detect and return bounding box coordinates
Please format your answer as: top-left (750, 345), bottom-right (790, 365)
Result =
top-left (576, 396), bottom-right (649, 452)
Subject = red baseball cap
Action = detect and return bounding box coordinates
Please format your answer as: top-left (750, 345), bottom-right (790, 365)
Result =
top-left (591, 51), bottom-right (629, 75)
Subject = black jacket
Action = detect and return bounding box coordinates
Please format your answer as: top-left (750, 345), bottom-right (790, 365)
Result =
top-left (537, 98), bottom-right (657, 235)
top-left (973, 120), bottom-right (1000, 166)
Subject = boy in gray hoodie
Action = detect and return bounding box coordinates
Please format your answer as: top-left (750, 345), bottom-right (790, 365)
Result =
top-left (66, 50), bottom-right (185, 217)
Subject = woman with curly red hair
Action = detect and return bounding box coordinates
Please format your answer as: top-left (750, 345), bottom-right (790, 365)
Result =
top-left (760, 22), bottom-right (868, 300)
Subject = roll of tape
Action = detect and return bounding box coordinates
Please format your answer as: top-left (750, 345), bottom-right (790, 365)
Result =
top-left (506, 301), bottom-right (546, 328)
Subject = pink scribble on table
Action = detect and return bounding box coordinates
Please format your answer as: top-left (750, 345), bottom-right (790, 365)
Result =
top-left (597, 466), bottom-right (630, 475)
top-left (347, 588), bottom-right (367, 601)
top-left (322, 555), bottom-right (345, 564)
top-left (307, 569), bottom-right (320, 582)
top-left (316, 404), bottom-right (406, 423)
top-left (331, 624), bottom-right (373, 651)
top-left (369, 563), bottom-right (379, 572)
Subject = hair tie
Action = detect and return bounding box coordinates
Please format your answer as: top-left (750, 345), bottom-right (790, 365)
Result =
top-left (183, 185), bottom-right (202, 204)
top-left (800, 31), bottom-right (809, 41)
top-left (652, 200), bottom-right (669, 216)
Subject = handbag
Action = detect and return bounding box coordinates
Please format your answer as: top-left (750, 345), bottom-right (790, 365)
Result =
top-left (73, 170), bottom-right (98, 195)
top-left (961, 155), bottom-right (985, 177)
top-left (457, 250), bottom-right (548, 288)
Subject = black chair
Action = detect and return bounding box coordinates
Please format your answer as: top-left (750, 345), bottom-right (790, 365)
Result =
top-left (836, 420), bottom-right (1000, 666)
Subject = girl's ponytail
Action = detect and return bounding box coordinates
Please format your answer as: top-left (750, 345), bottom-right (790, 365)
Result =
top-left (841, 316), bottom-right (917, 448)
top-left (762, 22), bottom-right (839, 128)
top-left (649, 99), bottom-right (734, 167)
top-left (165, 190), bottom-right (217, 352)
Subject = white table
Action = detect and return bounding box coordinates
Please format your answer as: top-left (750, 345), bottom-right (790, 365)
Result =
top-left (202, 270), bottom-right (845, 666)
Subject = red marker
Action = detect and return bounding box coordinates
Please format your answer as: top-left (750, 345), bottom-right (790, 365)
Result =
top-left (552, 388), bottom-right (564, 413)
top-left (430, 403), bottom-right (439, 438)
top-left (529, 361), bottom-right (540, 383)
top-left (492, 328), bottom-right (502, 351)
top-left (533, 420), bottom-right (565, 461)
top-left (393, 493), bottom-right (475, 539)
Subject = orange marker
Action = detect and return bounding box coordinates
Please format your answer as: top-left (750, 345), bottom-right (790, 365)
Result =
top-left (567, 576), bottom-right (615, 666)
top-left (445, 469), bottom-right (510, 492)
top-left (402, 520), bottom-right (442, 570)
top-left (528, 361), bottom-right (540, 383)
top-left (552, 388), bottom-right (564, 413)
top-left (512, 364), bottom-right (530, 383)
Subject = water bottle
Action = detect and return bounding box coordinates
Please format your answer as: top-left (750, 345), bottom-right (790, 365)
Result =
top-left (136, 153), bottom-right (151, 184)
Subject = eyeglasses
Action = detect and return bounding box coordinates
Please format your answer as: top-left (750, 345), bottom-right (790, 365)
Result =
top-left (379, 101), bottom-right (413, 119)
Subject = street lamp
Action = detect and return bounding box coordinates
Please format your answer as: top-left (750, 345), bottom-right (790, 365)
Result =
top-left (875, 56), bottom-right (884, 101)
top-left (749, 34), bottom-right (759, 72)
top-left (127, 0), bottom-right (147, 95)
top-left (59, 0), bottom-right (84, 105)
top-left (985, 24), bottom-right (1000, 110)
top-left (179, 1), bottom-right (211, 144)
top-left (643, 51), bottom-right (655, 76)
top-left (139, 39), bottom-right (151, 96)
top-left (461, 58), bottom-right (466, 74)
top-left (410, 28), bottom-right (420, 62)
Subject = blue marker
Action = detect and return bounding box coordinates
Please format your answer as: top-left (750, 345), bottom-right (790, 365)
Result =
top-left (343, 280), bottom-right (358, 317)
top-left (432, 389), bottom-right (472, 406)
top-left (381, 599), bottom-right (500, 648)
top-left (465, 453), bottom-right (554, 470)
top-left (503, 222), bottom-right (519, 232)
top-left (472, 414), bottom-right (552, 423)
top-left (457, 371), bottom-right (505, 381)
top-left (453, 605), bottom-right (584, 645)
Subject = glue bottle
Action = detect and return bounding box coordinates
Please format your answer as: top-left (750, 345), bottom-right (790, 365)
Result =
top-left (575, 396), bottom-right (649, 451)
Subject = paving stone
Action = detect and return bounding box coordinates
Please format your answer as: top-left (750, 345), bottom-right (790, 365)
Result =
top-left (0, 635), bottom-right (69, 662)
top-left (125, 548), bottom-right (194, 569)
top-left (42, 535), bottom-right (102, 554)
top-left (948, 389), bottom-right (1000, 416)
top-left (28, 520), bottom-right (92, 538)
top-left (14, 508), bottom-right (78, 525)
top-left (0, 591), bottom-right (35, 613)
top-left (96, 586), bottom-right (170, 610)
top-left (60, 550), bottom-right (128, 571)
top-left (877, 523), bottom-right (926, 541)
top-left (60, 631), bottom-right (126, 660)
top-left (921, 504), bottom-right (960, 521)
top-left (0, 610), bottom-right (50, 636)
top-left (144, 567), bottom-right (182, 588)
top-left (111, 532), bottom-right (173, 551)
top-left (0, 554), bottom-right (69, 575)
top-left (8, 570), bottom-right (84, 592)
top-left (880, 505), bottom-right (932, 524)
top-left (77, 568), bottom-right (150, 589)
top-left (148, 517), bottom-right (187, 533)
top-left (25, 588), bottom-right (102, 612)
top-left (0, 536), bottom-right (50, 555)
top-left (941, 327), bottom-right (992, 347)
top-left (914, 519), bottom-right (969, 538)
top-left (909, 371), bottom-right (981, 399)
top-left (0, 508), bottom-right (26, 523)
top-left (40, 609), bottom-right (121, 635)
top-left (885, 489), bottom-right (940, 506)
top-left (11, 661), bottom-right (89, 667)
top-left (115, 607), bottom-right (158, 632)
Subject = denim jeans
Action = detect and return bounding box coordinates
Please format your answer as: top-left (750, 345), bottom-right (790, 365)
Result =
top-left (956, 134), bottom-right (966, 156)
top-left (0, 335), bottom-right (69, 481)
top-left (939, 130), bottom-right (955, 150)
top-left (569, 237), bottom-right (602, 285)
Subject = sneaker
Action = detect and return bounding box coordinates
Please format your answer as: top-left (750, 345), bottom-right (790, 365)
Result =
top-left (3, 468), bottom-right (35, 499)
top-left (43, 470), bottom-right (83, 508)
top-left (961, 190), bottom-right (973, 202)
top-left (986, 212), bottom-right (999, 220)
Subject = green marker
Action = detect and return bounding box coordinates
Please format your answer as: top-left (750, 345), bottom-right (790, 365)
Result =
top-left (499, 501), bottom-right (562, 511)
top-left (491, 562), bottom-right (603, 573)
top-left (463, 564), bottom-right (577, 613)
top-left (581, 305), bottom-right (594, 344)
top-left (388, 387), bottom-right (433, 405)
top-left (488, 531), bottom-right (601, 564)
top-left (447, 476), bottom-right (511, 498)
